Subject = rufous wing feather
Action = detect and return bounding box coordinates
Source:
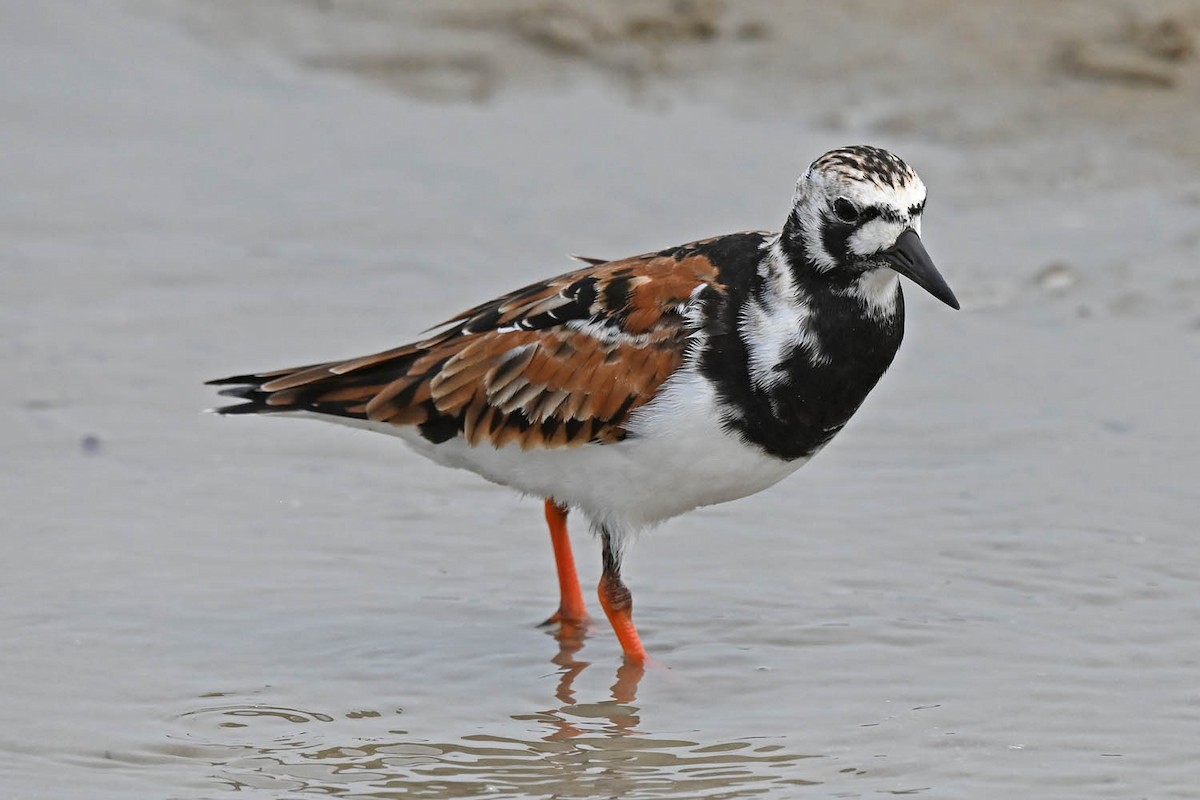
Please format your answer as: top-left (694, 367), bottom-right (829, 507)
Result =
top-left (208, 246), bottom-right (728, 449)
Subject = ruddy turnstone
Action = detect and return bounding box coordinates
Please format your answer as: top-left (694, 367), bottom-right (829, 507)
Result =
top-left (208, 145), bottom-right (958, 663)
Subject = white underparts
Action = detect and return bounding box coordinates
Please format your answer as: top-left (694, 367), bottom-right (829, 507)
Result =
top-left (310, 361), bottom-right (805, 540)
top-left (279, 348), bottom-right (806, 542)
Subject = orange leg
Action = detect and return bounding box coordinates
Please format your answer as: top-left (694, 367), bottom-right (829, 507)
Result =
top-left (542, 499), bottom-right (589, 627)
top-left (597, 530), bottom-right (647, 664)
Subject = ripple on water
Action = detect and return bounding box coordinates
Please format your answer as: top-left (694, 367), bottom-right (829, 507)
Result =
top-left (156, 691), bottom-right (819, 798)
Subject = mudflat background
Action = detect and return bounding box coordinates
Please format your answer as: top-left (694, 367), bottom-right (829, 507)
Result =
top-left (3, 1), bottom-right (1199, 798)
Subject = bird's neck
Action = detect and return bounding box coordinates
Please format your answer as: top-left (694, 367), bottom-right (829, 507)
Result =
top-left (750, 233), bottom-right (903, 346)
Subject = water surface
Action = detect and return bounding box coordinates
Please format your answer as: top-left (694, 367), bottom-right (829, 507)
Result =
top-left (2, 2), bottom-right (1199, 798)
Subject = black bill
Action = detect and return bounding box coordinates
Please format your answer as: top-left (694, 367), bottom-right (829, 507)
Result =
top-left (882, 229), bottom-right (959, 310)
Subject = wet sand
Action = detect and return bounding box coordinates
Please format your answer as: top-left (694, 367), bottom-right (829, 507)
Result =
top-left (3, 1), bottom-right (1199, 797)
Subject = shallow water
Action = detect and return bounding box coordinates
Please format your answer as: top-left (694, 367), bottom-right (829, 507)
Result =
top-left (3, 2), bottom-right (1199, 798)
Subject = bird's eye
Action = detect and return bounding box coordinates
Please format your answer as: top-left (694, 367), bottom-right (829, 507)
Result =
top-left (833, 198), bottom-right (860, 224)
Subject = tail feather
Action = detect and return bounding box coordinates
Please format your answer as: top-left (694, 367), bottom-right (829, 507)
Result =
top-left (207, 373), bottom-right (300, 416)
top-left (205, 354), bottom-right (426, 421)
top-left (209, 400), bottom-right (274, 415)
top-left (204, 381), bottom-right (281, 415)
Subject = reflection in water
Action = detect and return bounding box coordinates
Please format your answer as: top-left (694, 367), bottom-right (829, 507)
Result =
top-left (547, 622), bottom-right (643, 710)
top-left (159, 633), bottom-right (816, 797)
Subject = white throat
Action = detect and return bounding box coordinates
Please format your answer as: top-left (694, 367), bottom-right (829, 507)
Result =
top-left (848, 268), bottom-right (900, 318)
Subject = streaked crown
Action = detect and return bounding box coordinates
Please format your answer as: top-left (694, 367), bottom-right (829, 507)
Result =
top-left (808, 145), bottom-right (919, 191)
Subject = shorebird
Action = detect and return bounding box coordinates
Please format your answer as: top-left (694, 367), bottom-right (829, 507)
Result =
top-left (209, 145), bottom-right (959, 663)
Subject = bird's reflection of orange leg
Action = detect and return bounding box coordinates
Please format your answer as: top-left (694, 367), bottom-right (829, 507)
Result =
top-left (542, 629), bottom-right (644, 741)
top-left (610, 661), bottom-right (645, 704)
top-left (541, 499), bottom-right (590, 628)
top-left (550, 624), bottom-right (589, 708)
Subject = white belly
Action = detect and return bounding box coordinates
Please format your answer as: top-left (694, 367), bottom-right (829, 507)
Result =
top-left (321, 365), bottom-right (806, 534)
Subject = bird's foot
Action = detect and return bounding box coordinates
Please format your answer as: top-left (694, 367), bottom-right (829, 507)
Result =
top-left (540, 608), bottom-right (591, 629)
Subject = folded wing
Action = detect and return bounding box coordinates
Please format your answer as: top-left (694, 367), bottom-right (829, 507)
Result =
top-left (208, 250), bottom-right (726, 450)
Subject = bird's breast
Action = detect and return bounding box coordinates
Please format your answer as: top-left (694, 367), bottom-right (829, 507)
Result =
top-left (701, 284), bottom-right (905, 461)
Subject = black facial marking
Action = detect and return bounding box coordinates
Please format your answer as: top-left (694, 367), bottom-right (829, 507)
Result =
top-left (877, 206), bottom-right (904, 224)
top-left (820, 213), bottom-right (853, 266)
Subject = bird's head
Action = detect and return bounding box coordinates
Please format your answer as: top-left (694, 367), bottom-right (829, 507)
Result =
top-left (784, 145), bottom-right (959, 310)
